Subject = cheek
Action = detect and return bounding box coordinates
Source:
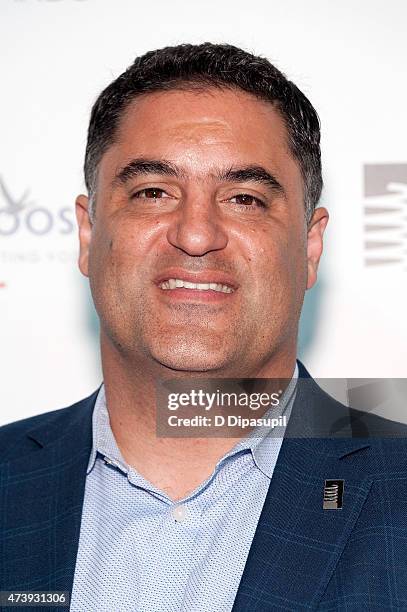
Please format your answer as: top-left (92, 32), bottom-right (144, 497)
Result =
top-left (89, 219), bottom-right (161, 304)
top-left (87, 226), bottom-right (126, 303)
top-left (88, 230), bottom-right (110, 279)
top-left (90, 223), bottom-right (139, 273)
top-left (246, 227), bottom-right (307, 302)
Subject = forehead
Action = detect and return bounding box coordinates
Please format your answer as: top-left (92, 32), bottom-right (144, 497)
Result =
top-left (99, 87), bottom-right (301, 187)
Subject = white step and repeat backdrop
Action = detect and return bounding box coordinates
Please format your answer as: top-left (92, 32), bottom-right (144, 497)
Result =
top-left (1, 0), bottom-right (406, 425)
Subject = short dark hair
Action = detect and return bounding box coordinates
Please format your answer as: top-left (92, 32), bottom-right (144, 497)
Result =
top-left (84, 42), bottom-right (322, 222)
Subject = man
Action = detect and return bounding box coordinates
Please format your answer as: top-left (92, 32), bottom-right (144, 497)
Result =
top-left (1, 43), bottom-right (406, 611)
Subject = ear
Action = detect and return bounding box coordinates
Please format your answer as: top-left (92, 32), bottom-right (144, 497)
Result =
top-left (306, 207), bottom-right (329, 290)
top-left (75, 194), bottom-right (92, 277)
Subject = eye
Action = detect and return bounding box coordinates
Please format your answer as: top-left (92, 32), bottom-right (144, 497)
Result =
top-left (132, 187), bottom-right (169, 199)
top-left (228, 193), bottom-right (266, 208)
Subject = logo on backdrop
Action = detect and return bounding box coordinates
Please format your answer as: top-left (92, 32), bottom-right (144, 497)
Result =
top-left (0, 175), bottom-right (76, 267)
top-left (0, 176), bottom-right (74, 237)
top-left (363, 164), bottom-right (407, 269)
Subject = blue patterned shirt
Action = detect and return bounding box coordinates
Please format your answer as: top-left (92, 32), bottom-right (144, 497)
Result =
top-left (70, 365), bottom-right (298, 612)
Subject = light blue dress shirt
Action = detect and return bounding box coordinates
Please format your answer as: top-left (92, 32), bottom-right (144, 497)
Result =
top-left (70, 365), bottom-right (298, 612)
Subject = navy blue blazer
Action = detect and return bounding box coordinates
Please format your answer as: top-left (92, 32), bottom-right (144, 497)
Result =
top-left (1, 363), bottom-right (407, 611)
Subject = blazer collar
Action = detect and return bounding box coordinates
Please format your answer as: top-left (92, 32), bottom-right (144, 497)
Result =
top-left (25, 389), bottom-right (98, 449)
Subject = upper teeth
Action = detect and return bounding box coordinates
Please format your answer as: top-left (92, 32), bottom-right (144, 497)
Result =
top-left (159, 278), bottom-right (234, 293)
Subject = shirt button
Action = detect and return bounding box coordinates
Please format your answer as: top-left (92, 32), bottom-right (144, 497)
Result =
top-left (172, 505), bottom-right (187, 522)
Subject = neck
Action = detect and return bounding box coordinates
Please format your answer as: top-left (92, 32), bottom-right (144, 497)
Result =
top-left (100, 332), bottom-right (297, 501)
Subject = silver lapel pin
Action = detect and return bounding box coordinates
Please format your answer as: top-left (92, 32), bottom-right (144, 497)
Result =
top-left (323, 480), bottom-right (344, 509)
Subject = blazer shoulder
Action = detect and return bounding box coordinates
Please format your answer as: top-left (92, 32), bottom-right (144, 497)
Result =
top-left (295, 361), bottom-right (407, 440)
top-left (0, 389), bottom-right (99, 462)
top-left (349, 406), bottom-right (407, 438)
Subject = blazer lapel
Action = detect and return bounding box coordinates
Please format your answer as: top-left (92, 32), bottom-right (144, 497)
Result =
top-left (232, 367), bottom-right (374, 611)
top-left (0, 392), bottom-right (97, 591)
top-left (232, 437), bottom-right (373, 611)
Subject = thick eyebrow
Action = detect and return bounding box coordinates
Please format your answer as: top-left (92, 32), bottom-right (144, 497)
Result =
top-left (113, 158), bottom-right (184, 186)
top-left (113, 158), bottom-right (285, 196)
top-left (218, 165), bottom-right (285, 195)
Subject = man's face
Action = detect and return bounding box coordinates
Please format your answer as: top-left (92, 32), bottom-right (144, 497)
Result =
top-left (76, 87), bottom-right (327, 377)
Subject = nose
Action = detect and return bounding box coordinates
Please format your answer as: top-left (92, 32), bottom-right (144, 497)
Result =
top-left (166, 194), bottom-right (228, 256)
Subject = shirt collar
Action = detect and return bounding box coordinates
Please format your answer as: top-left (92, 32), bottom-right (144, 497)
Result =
top-left (86, 385), bottom-right (126, 475)
top-left (215, 362), bottom-right (298, 478)
top-left (87, 362), bottom-right (299, 479)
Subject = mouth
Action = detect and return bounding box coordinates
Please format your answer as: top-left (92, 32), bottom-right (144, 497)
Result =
top-left (154, 270), bottom-right (238, 301)
top-left (159, 279), bottom-right (233, 293)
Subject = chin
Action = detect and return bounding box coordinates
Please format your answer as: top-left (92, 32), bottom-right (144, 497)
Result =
top-left (154, 356), bottom-right (225, 373)
top-left (150, 347), bottom-right (229, 374)
top-left (147, 330), bottom-right (233, 373)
